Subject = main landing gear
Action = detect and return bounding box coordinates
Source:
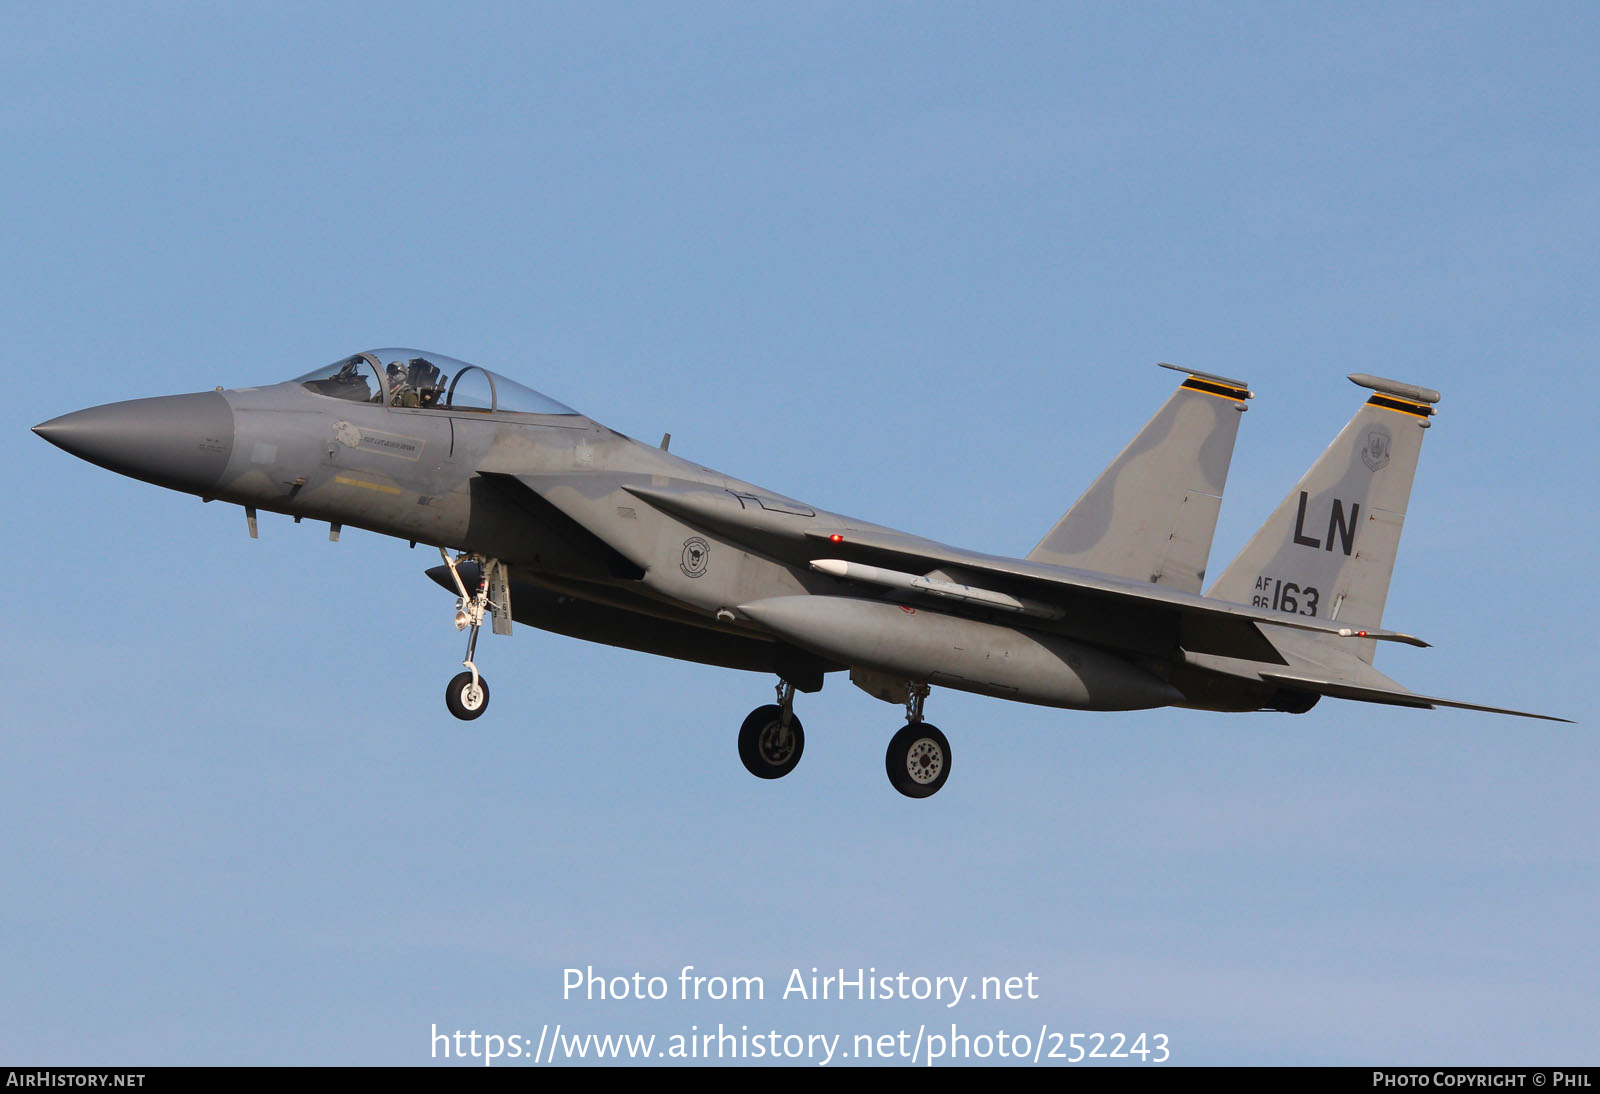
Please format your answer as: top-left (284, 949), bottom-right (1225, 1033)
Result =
top-left (734, 677), bottom-right (953, 797)
top-left (738, 680), bottom-right (805, 779)
top-left (439, 549), bottom-right (508, 721)
top-left (884, 683), bottom-right (951, 799)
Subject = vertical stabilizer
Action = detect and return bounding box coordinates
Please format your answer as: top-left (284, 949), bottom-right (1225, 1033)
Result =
top-left (1206, 374), bottom-right (1441, 663)
top-left (1027, 364), bottom-right (1250, 593)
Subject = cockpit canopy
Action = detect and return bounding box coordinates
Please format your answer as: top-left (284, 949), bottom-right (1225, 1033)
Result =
top-left (295, 349), bottom-right (579, 416)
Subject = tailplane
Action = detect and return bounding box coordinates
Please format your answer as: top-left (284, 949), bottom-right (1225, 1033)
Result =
top-left (1028, 363), bottom-right (1250, 593)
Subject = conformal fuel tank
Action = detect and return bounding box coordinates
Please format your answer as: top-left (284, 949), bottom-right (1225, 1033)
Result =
top-left (737, 595), bottom-right (1184, 711)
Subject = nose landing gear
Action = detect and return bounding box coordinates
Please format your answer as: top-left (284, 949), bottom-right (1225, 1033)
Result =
top-left (440, 549), bottom-right (509, 721)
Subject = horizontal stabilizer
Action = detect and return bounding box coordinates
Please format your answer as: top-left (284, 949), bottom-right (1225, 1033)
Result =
top-left (1187, 626), bottom-right (1572, 722)
top-left (1258, 670), bottom-right (1572, 722)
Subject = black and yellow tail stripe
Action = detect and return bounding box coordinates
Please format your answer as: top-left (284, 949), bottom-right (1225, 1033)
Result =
top-left (1366, 394), bottom-right (1435, 417)
top-left (1181, 376), bottom-right (1252, 401)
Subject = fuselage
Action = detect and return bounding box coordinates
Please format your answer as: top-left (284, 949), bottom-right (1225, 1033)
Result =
top-left (32, 350), bottom-right (1276, 716)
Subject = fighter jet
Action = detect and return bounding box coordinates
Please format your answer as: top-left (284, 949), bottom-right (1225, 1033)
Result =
top-left (33, 350), bottom-right (1564, 798)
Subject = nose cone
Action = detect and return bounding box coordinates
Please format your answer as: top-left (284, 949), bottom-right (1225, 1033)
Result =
top-left (34, 392), bottom-right (235, 494)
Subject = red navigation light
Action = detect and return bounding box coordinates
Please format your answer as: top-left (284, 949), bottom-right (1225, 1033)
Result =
top-left (829, 534), bottom-right (843, 542)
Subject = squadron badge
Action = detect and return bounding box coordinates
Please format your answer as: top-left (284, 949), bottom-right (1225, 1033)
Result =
top-left (1361, 426), bottom-right (1391, 472)
top-left (680, 537), bottom-right (710, 578)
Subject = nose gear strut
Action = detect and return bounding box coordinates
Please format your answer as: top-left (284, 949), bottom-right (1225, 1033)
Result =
top-left (440, 548), bottom-right (510, 720)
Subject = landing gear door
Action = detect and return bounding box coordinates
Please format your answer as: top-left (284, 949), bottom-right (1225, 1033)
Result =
top-left (490, 561), bottom-right (513, 636)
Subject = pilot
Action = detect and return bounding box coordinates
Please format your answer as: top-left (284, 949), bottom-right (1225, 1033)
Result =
top-left (387, 361), bottom-right (420, 408)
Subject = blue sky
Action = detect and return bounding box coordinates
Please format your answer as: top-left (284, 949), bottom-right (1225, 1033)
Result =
top-left (2, 3), bottom-right (1595, 1065)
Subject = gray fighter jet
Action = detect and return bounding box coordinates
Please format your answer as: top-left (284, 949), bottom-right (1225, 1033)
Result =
top-left (33, 350), bottom-right (1564, 798)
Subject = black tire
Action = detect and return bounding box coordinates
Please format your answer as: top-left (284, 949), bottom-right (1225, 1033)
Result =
top-left (738, 704), bottom-right (804, 779)
top-left (885, 722), bottom-right (951, 798)
top-left (445, 671), bottom-right (490, 720)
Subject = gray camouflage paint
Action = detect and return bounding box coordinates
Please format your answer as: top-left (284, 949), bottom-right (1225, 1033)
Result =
top-left (33, 356), bottom-right (1565, 731)
top-left (1207, 393), bottom-right (1430, 665)
top-left (1027, 379), bottom-right (1248, 591)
